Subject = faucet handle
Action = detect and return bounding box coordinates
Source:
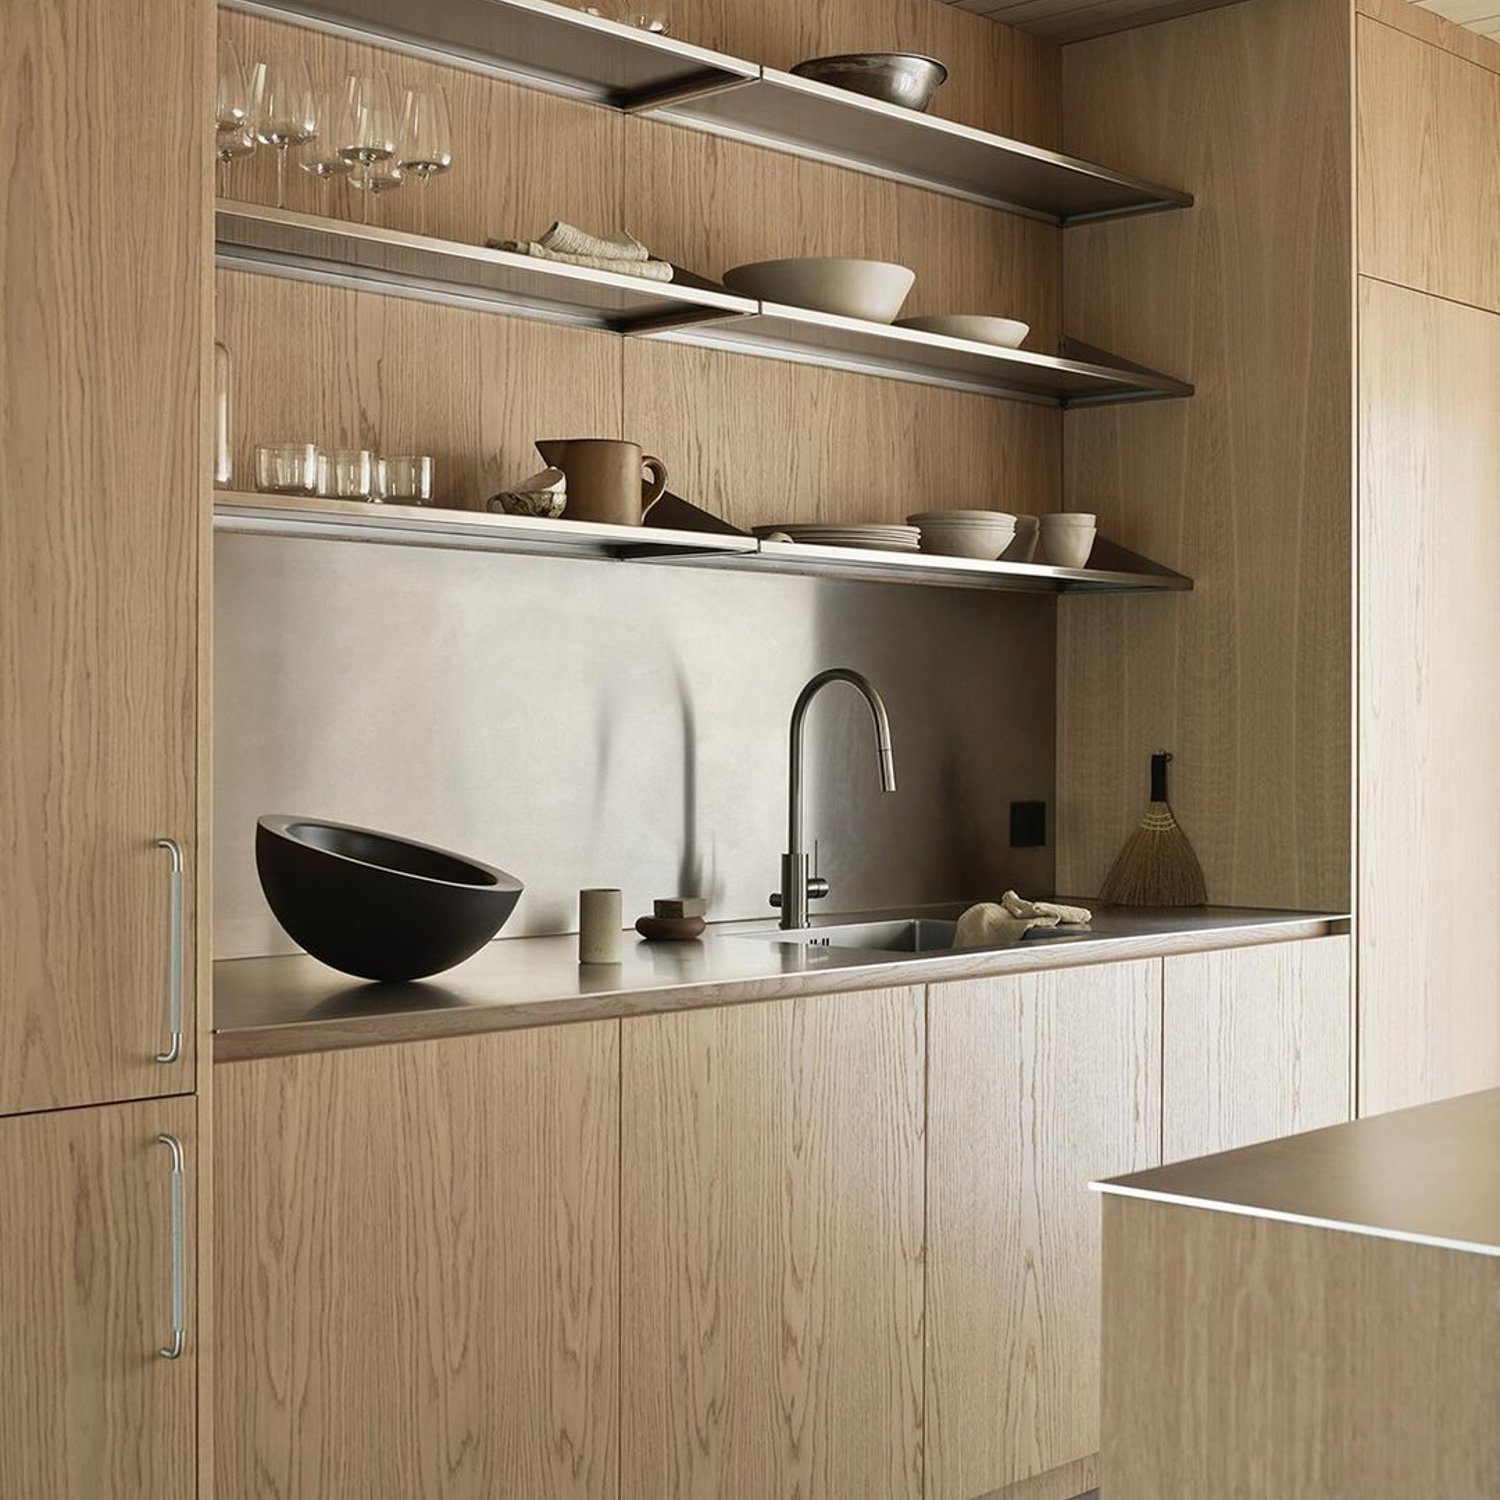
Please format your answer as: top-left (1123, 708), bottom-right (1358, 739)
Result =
top-left (808, 876), bottom-right (829, 900)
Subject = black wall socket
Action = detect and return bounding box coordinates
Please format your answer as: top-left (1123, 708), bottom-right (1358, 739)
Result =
top-left (1010, 800), bottom-right (1047, 848)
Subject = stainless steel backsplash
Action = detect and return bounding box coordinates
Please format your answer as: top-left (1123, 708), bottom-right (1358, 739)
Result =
top-left (214, 534), bottom-right (1056, 957)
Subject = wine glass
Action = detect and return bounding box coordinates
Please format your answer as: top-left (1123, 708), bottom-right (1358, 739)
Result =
top-left (215, 36), bottom-right (256, 196)
top-left (298, 80), bottom-right (356, 217)
top-left (397, 86), bottom-right (453, 237)
top-left (337, 73), bottom-right (398, 227)
top-left (349, 157), bottom-right (404, 227)
top-left (252, 59), bottom-right (318, 211)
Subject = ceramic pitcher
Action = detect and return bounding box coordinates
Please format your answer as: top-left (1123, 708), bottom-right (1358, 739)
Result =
top-left (535, 439), bottom-right (668, 526)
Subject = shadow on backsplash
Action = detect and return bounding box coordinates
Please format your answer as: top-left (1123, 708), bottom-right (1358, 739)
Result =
top-left (213, 535), bottom-right (1056, 958)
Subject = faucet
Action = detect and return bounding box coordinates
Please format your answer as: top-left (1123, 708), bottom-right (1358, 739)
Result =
top-left (774, 668), bottom-right (897, 930)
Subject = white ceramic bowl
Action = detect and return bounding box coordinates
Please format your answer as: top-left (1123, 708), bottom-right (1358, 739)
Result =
top-left (908, 510), bottom-right (1016, 560)
top-left (894, 314), bottom-right (1029, 349)
top-left (1039, 514), bottom-right (1097, 569)
top-left (1000, 515), bottom-right (1040, 563)
top-left (723, 258), bottom-right (916, 323)
top-left (1041, 511), bottom-right (1096, 527)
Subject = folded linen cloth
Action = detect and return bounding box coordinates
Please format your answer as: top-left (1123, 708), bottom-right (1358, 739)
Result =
top-left (954, 891), bottom-right (1093, 950)
top-left (486, 220), bottom-right (674, 281)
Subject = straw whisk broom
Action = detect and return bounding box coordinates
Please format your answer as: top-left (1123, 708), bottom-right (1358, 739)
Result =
top-left (1099, 751), bottom-right (1207, 907)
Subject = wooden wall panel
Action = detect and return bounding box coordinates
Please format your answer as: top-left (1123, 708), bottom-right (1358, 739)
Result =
top-left (215, 1024), bottom-right (619, 1499)
top-left (1357, 13), bottom-right (1500, 315)
top-left (621, 988), bottom-right (925, 1500)
top-left (925, 961), bottom-right (1161, 1499)
top-left (1164, 936), bottom-right (1352, 1163)
top-left (1359, 0), bottom-right (1500, 71)
top-left (1055, 0), bottom-right (1353, 911)
top-left (1358, 278), bottom-right (1500, 1116)
top-left (0, 0), bottom-right (205, 1115)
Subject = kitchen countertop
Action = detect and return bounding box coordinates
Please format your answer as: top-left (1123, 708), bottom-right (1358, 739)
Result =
top-left (214, 902), bottom-right (1346, 1061)
top-left (1095, 1087), bottom-right (1500, 1258)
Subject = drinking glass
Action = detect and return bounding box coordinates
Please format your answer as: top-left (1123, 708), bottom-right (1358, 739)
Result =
top-left (349, 157), bottom-right (404, 227)
top-left (297, 80), bottom-right (356, 216)
top-left (316, 449), bottom-right (375, 499)
top-left (215, 36), bottom-right (256, 195)
top-left (337, 73), bottom-right (398, 226)
top-left (397, 86), bottom-right (453, 236)
top-left (252, 59), bottom-right (318, 210)
top-left (255, 444), bottom-right (319, 495)
top-left (376, 455), bottom-right (434, 505)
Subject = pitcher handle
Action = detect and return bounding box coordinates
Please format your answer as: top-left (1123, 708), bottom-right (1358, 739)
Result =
top-left (641, 455), bottom-right (669, 516)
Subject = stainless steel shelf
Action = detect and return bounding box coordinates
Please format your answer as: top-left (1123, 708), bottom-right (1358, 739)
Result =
top-left (217, 204), bottom-right (1192, 407)
top-left (216, 203), bottom-right (754, 331)
top-left (213, 495), bottom-right (1191, 595)
top-left (633, 536), bottom-right (1192, 594)
top-left (645, 68), bottom-right (1193, 224)
top-left (212, 492), bottom-right (761, 561)
top-left (637, 304), bottom-right (1194, 406)
top-left (224, 0), bottom-right (1191, 225)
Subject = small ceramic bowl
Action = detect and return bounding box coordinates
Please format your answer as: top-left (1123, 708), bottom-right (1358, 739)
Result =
top-left (894, 314), bottom-right (1029, 349)
top-left (488, 467), bottom-right (566, 519)
top-left (1040, 513), bottom-right (1097, 568)
top-left (907, 509), bottom-right (1017, 561)
top-left (1000, 515), bottom-right (1040, 563)
top-left (723, 258), bottom-right (916, 323)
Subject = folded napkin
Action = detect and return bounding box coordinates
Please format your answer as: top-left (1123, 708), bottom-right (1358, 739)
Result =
top-left (954, 890), bottom-right (1093, 950)
top-left (486, 220), bottom-right (674, 281)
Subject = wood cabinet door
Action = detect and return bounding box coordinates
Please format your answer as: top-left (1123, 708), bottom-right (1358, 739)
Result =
top-left (1164, 936), bottom-right (1351, 1162)
top-left (0, 0), bottom-right (204, 1115)
top-left (926, 960), bottom-right (1162, 1500)
top-left (621, 987), bottom-right (926, 1500)
top-left (0, 1096), bottom-right (197, 1499)
top-left (214, 1024), bottom-right (619, 1500)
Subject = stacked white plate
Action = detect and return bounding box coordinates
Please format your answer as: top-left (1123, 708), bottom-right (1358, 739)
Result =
top-left (753, 523), bottom-right (921, 552)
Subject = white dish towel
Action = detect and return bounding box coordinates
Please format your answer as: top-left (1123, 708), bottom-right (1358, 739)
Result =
top-left (487, 219), bottom-right (674, 281)
top-left (955, 890), bottom-right (1093, 949)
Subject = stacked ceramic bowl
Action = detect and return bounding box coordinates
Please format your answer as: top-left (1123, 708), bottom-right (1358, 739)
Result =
top-left (1039, 512), bottom-right (1097, 568)
top-left (752, 522), bottom-right (921, 552)
top-left (907, 509), bottom-right (1017, 560)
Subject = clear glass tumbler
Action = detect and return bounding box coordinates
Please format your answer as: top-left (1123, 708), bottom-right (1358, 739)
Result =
top-left (375, 455), bottom-right (434, 505)
top-left (254, 443), bottom-right (319, 495)
top-left (317, 448), bottom-right (375, 499)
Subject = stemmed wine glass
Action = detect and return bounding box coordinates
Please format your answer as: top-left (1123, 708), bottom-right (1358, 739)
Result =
top-left (350, 157), bottom-right (404, 227)
top-left (252, 59), bottom-right (319, 211)
top-left (298, 80), bottom-right (356, 216)
top-left (397, 86), bottom-right (453, 236)
top-left (337, 73), bottom-right (398, 227)
top-left (215, 36), bottom-right (256, 196)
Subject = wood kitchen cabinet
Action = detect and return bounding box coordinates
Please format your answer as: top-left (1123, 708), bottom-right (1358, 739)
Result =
top-left (0, 1096), bottom-right (197, 1499)
top-left (1163, 936), bottom-right (1352, 1162)
top-left (0, 0), bottom-right (205, 1116)
top-left (925, 959), bottom-right (1162, 1500)
top-left (213, 1023), bottom-right (619, 1500)
top-left (620, 986), bottom-right (926, 1500)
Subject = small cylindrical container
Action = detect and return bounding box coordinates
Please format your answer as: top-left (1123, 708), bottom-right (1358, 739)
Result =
top-left (254, 442), bottom-right (319, 495)
top-left (213, 340), bottom-right (233, 488)
top-left (578, 888), bottom-right (622, 965)
top-left (376, 454), bottom-right (434, 505)
top-left (317, 448), bottom-right (375, 500)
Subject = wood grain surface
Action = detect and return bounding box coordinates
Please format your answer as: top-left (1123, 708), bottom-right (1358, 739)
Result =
top-left (943, 0), bottom-right (1247, 44)
top-left (1358, 0), bottom-right (1500, 76)
top-left (925, 960), bottom-right (1161, 1499)
top-left (213, 1024), bottom-right (619, 1499)
top-left (0, 0), bottom-right (204, 1115)
top-left (1357, 13), bottom-right (1500, 316)
top-left (0, 1097), bottom-right (197, 1499)
top-left (1055, 0), bottom-right (1353, 912)
top-left (1357, 278), bottom-right (1500, 1116)
top-left (620, 987), bottom-right (925, 1499)
top-left (1101, 1195), bottom-right (1500, 1497)
top-left (1163, 935), bottom-right (1351, 1163)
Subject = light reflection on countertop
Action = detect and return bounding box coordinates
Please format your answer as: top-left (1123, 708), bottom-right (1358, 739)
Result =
top-left (214, 901), bottom-right (1348, 1061)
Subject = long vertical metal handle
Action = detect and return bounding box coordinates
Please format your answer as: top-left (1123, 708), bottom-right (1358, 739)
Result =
top-left (154, 839), bottom-right (184, 1064)
top-left (156, 1133), bottom-right (186, 1360)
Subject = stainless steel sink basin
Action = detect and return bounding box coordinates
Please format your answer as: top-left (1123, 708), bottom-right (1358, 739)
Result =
top-left (744, 915), bottom-right (1090, 955)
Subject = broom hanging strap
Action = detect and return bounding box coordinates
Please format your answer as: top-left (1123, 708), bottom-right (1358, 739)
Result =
top-left (1151, 751), bottom-right (1172, 802)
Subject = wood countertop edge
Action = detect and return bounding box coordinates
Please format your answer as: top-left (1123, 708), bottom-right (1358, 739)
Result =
top-left (213, 914), bottom-right (1348, 1063)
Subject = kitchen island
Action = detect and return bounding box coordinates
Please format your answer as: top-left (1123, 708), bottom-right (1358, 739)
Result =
top-left (1094, 1088), bottom-right (1500, 1498)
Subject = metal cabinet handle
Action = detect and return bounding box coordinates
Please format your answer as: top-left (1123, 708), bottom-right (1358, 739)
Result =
top-left (153, 839), bottom-right (184, 1065)
top-left (156, 1133), bottom-right (186, 1360)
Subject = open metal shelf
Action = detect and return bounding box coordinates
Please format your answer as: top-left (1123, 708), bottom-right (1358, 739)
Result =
top-left (217, 204), bottom-right (1193, 407)
top-left (213, 494), bottom-right (1192, 595)
top-left (223, 0), bottom-right (1192, 224)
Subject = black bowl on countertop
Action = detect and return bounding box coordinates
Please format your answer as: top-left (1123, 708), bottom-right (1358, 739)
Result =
top-left (256, 815), bottom-right (523, 982)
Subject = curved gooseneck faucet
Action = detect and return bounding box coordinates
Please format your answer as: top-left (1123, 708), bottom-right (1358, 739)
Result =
top-left (777, 668), bottom-right (897, 930)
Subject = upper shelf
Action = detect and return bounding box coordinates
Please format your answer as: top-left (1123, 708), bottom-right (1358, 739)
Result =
top-left (213, 493), bottom-right (1193, 595)
top-left (217, 203), bottom-right (1193, 407)
top-left (225, 0), bottom-right (1193, 225)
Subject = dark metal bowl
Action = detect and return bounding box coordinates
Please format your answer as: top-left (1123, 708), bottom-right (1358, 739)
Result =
top-left (789, 53), bottom-right (949, 112)
top-left (256, 815), bottom-right (523, 982)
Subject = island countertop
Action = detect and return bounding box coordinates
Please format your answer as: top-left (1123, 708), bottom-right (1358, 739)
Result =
top-left (214, 902), bottom-right (1345, 1061)
top-left (1095, 1086), bottom-right (1500, 1258)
